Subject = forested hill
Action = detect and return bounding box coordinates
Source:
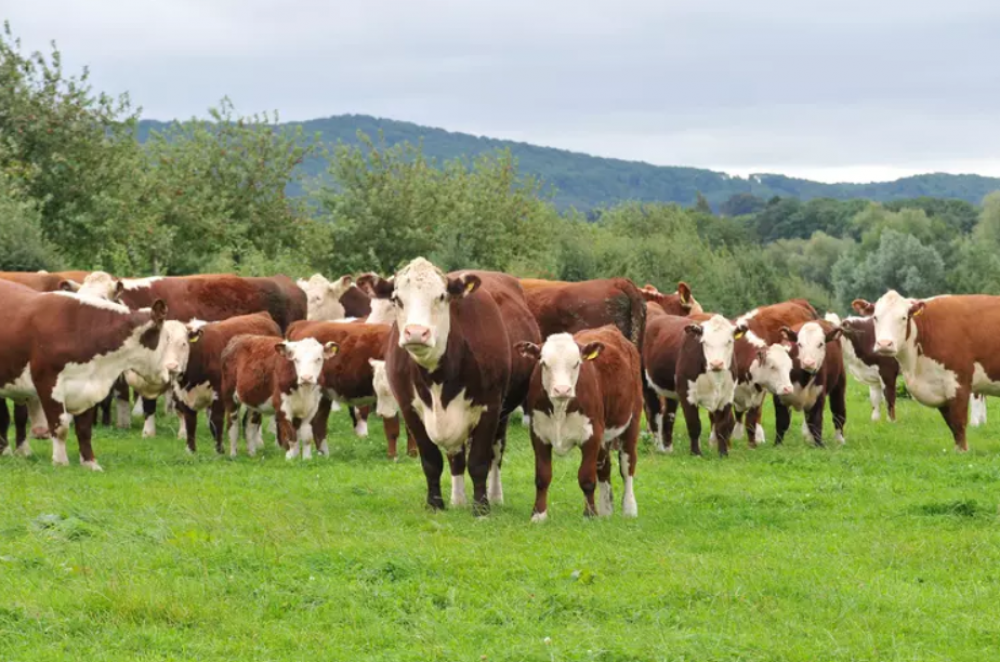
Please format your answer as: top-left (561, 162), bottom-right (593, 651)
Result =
top-left (136, 115), bottom-right (1000, 211)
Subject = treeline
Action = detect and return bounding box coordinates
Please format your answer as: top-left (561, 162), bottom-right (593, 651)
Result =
top-left (2, 25), bottom-right (999, 317)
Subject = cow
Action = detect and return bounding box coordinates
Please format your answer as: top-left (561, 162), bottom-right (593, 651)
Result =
top-left (825, 312), bottom-right (900, 423)
top-left (0, 281), bottom-right (186, 469)
top-left (371, 258), bottom-right (541, 515)
top-left (852, 291), bottom-right (1000, 452)
top-left (296, 273), bottom-right (355, 321)
top-left (771, 320), bottom-right (847, 447)
top-left (730, 299), bottom-right (819, 445)
top-left (517, 326), bottom-right (642, 520)
top-left (220, 335), bottom-right (338, 459)
top-left (172, 313), bottom-right (283, 454)
top-left (285, 320), bottom-right (415, 460)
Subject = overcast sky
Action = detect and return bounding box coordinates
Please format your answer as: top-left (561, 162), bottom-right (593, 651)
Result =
top-left (8, 0), bottom-right (1000, 183)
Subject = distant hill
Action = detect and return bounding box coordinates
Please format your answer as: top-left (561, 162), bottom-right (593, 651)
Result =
top-left (136, 115), bottom-right (1000, 211)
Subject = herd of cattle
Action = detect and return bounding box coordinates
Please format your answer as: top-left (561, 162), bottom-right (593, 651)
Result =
top-left (0, 260), bottom-right (995, 519)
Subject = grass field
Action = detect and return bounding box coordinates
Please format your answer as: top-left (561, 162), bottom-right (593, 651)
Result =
top-left (3, 384), bottom-right (1000, 661)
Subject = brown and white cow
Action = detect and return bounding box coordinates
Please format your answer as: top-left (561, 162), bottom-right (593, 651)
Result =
top-left (0, 281), bottom-right (186, 469)
top-left (772, 320), bottom-right (847, 447)
top-left (220, 335), bottom-right (338, 459)
top-left (518, 326), bottom-right (642, 520)
top-left (372, 258), bottom-right (541, 514)
top-left (172, 313), bottom-right (283, 454)
top-left (825, 312), bottom-right (900, 423)
top-left (285, 320), bottom-right (416, 460)
top-left (853, 291), bottom-right (1000, 452)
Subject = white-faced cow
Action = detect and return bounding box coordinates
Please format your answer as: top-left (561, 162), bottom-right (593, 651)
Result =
top-left (853, 291), bottom-right (1000, 452)
top-left (220, 335), bottom-right (338, 459)
top-left (0, 281), bottom-right (184, 469)
top-left (773, 320), bottom-right (847, 447)
top-left (518, 326), bottom-right (642, 520)
top-left (371, 258), bottom-right (541, 515)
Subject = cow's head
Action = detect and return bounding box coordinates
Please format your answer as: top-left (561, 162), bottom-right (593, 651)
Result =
top-left (751, 344), bottom-right (795, 396)
top-left (516, 333), bottom-right (603, 401)
top-left (858, 290), bottom-right (924, 356)
top-left (368, 358), bottom-right (399, 418)
top-left (376, 258), bottom-right (480, 370)
top-left (686, 315), bottom-right (744, 373)
top-left (65, 271), bottom-right (124, 302)
top-left (275, 338), bottom-right (338, 386)
top-left (781, 321), bottom-right (840, 374)
top-left (296, 273), bottom-right (353, 321)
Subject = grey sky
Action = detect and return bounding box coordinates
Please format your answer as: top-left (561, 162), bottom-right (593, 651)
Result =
top-left (8, 0), bottom-right (1000, 182)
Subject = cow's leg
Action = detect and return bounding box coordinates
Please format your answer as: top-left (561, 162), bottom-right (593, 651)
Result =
top-left (619, 415), bottom-right (640, 518)
top-left (447, 447), bottom-right (467, 507)
top-left (0, 400), bottom-right (10, 456)
top-left (12, 403), bottom-right (28, 455)
top-left (714, 405), bottom-right (735, 458)
top-left (679, 399), bottom-right (703, 456)
top-left (73, 407), bottom-right (102, 471)
top-left (487, 416), bottom-right (508, 505)
top-left (596, 443), bottom-right (614, 517)
top-left (831, 380), bottom-right (847, 445)
top-left (773, 396), bottom-right (790, 446)
top-left (578, 430), bottom-right (603, 517)
top-left (141, 396), bottom-right (157, 438)
top-left (940, 390), bottom-right (971, 452)
top-left (383, 414), bottom-right (401, 460)
top-left (114, 377), bottom-right (131, 429)
top-left (658, 398), bottom-right (679, 453)
top-left (530, 432), bottom-right (553, 522)
top-left (354, 405), bottom-right (370, 438)
top-left (869, 385), bottom-right (883, 422)
top-left (311, 396), bottom-right (332, 456)
top-left (807, 394), bottom-right (826, 448)
top-left (468, 410), bottom-right (502, 516)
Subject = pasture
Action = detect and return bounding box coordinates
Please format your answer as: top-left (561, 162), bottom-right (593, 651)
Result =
top-left (3, 384), bottom-right (1000, 662)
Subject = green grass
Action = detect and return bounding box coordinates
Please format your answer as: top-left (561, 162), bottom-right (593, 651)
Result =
top-left (3, 385), bottom-right (1000, 661)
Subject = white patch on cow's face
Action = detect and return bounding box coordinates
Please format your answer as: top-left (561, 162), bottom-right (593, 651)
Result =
top-left (53, 291), bottom-right (130, 314)
top-left (76, 271), bottom-right (119, 300)
top-left (391, 258), bottom-right (452, 370)
top-left (539, 334), bottom-right (584, 401)
top-left (696, 315), bottom-right (738, 373)
top-left (411, 384), bottom-right (484, 454)
top-left (297, 274), bottom-right (351, 321)
top-left (279, 338), bottom-right (334, 386)
top-left (794, 322), bottom-right (828, 374)
top-left (369, 359), bottom-right (398, 418)
top-left (753, 345), bottom-right (794, 397)
top-left (872, 290), bottom-right (915, 356)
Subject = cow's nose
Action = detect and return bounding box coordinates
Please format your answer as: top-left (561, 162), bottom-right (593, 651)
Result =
top-left (403, 325), bottom-right (432, 344)
top-left (710, 360), bottom-right (725, 371)
top-left (552, 385), bottom-right (572, 398)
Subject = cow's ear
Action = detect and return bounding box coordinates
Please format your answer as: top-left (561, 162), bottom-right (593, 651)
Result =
top-left (580, 342), bottom-right (604, 362)
top-left (515, 341), bottom-right (541, 361)
top-left (58, 279), bottom-right (81, 292)
top-left (151, 299), bottom-right (168, 323)
top-left (447, 274), bottom-right (481, 298)
top-left (685, 323), bottom-right (703, 338)
top-left (852, 299), bottom-right (875, 316)
top-left (188, 328), bottom-right (204, 344)
top-left (733, 321), bottom-right (748, 340)
top-left (678, 282), bottom-right (692, 306)
top-left (323, 341), bottom-right (339, 359)
top-left (275, 342), bottom-right (291, 358)
top-left (825, 326), bottom-right (843, 343)
top-left (909, 301), bottom-right (926, 318)
top-left (780, 326), bottom-right (797, 343)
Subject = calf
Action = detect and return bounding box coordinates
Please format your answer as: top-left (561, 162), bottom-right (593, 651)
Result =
top-left (518, 326), bottom-right (642, 520)
top-left (0, 281), bottom-right (184, 469)
top-left (853, 291), bottom-right (1000, 452)
top-left (173, 313), bottom-right (282, 453)
top-left (285, 320), bottom-right (415, 460)
top-left (826, 313), bottom-right (899, 423)
top-left (221, 335), bottom-right (338, 459)
top-left (773, 320), bottom-right (847, 446)
top-left (372, 258), bottom-right (541, 514)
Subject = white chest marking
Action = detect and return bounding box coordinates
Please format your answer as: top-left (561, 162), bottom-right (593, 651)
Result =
top-left (972, 363), bottom-right (1000, 397)
top-left (530, 401), bottom-right (594, 456)
top-left (686, 371), bottom-right (735, 412)
top-left (779, 379), bottom-right (824, 411)
top-left (279, 385), bottom-right (323, 421)
top-left (176, 381), bottom-right (216, 411)
top-left (902, 356), bottom-right (959, 407)
top-left (411, 384), bottom-right (484, 455)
